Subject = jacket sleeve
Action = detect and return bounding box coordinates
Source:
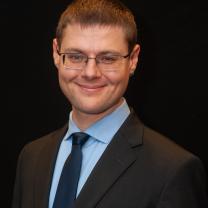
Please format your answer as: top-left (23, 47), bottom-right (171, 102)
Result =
top-left (12, 146), bottom-right (26, 208)
top-left (156, 156), bottom-right (208, 208)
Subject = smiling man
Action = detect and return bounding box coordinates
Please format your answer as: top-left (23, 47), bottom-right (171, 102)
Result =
top-left (53, 24), bottom-right (139, 130)
top-left (12, 0), bottom-right (208, 208)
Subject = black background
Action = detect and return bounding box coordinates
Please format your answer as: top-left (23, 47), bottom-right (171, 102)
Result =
top-left (2, 0), bottom-right (208, 207)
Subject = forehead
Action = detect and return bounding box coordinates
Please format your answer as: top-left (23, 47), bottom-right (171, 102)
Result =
top-left (60, 24), bottom-right (128, 53)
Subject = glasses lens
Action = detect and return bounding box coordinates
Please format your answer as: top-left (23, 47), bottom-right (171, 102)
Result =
top-left (97, 54), bottom-right (123, 71)
top-left (64, 53), bottom-right (86, 69)
top-left (97, 54), bottom-right (119, 64)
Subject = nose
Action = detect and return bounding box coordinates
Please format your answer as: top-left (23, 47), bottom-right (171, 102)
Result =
top-left (81, 58), bottom-right (102, 79)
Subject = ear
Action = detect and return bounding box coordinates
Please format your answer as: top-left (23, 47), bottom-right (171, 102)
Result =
top-left (52, 38), bottom-right (61, 67)
top-left (129, 44), bottom-right (140, 75)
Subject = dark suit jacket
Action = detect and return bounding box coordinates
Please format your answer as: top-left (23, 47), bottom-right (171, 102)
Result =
top-left (12, 111), bottom-right (208, 208)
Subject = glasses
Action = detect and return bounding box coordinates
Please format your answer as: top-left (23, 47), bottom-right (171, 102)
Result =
top-left (57, 50), bottom-right (130, 72)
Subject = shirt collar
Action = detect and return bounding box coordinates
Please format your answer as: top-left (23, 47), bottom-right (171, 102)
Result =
top-left (65, 98), bottom-right (130, 144)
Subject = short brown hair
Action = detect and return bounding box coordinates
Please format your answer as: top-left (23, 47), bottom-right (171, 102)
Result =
top-left (56, 0), bottom-right (137, 52)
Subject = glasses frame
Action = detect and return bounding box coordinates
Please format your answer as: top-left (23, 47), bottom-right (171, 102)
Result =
top-left (56, 49), bottom-right (131, 70)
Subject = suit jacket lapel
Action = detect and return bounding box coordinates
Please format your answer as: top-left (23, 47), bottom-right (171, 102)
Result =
top-left (33, 125), bottom-right (68, 208)
top-left (76, 112), bottom-right (144, 208)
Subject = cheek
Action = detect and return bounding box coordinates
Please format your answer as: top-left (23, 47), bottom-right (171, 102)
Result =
top-left (107, 69), bottom-right (130, 86)
top-left (57, 70), bottom-right (78, 97)
top-left (106, 72), bottom-right (130, 95)
top-left (118, 71), bottom-right (131, 90)
top-left (58, 69), bottom-right (78, 82)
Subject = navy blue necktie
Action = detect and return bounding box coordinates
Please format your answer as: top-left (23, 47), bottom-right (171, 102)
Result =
top-left (53, 132), bottom-right (90, 208)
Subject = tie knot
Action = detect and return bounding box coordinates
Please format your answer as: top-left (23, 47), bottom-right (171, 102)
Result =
top-left (71, 132), bottom-right (90, 147)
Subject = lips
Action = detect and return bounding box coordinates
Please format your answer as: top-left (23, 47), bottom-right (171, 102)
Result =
top-left (76, 83), bottom-right (106, 93)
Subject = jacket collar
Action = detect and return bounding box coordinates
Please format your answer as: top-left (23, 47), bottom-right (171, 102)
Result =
top-left (75, 110), bottom-right (144, 208)
top-left (33, 110), bottom-right (144, 208)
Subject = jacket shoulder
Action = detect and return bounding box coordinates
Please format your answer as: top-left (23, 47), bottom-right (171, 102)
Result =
top-left (140, 124), bottom-right (206, 181)
top-left (143, 125), bottom-right (196, 161)
top-left (20, 124), bottom-right (67, 157)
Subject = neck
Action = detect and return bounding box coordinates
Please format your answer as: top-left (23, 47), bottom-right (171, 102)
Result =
top-left (72, 99), bottom-right (123, 131)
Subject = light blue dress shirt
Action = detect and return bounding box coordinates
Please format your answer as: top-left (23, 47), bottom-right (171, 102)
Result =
top-left (49, 99), bottom-right (130, 208)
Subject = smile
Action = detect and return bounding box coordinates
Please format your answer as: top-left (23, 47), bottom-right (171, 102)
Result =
top-left (76, 83), bottom-right (106, 93)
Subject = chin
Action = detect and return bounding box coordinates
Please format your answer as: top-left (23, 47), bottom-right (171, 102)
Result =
top-left (78, 106), bottom-right (108, 115)
top-left (75, 100), bottom-right (122, 116)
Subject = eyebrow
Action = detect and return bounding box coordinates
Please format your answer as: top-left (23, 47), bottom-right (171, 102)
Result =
top-left (63, 48), bottom-right (84, 53)
top-left (98, 51), bottom-right (122, 56)
top-left (63, 48), bottom-right (123, 55)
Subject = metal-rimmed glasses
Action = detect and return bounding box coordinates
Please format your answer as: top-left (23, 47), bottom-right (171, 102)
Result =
top-left (57, 50), bottom-right (131, 72)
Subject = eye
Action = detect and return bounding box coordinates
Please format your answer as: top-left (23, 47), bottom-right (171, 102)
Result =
top-left (98, 55), bottom-right (119, 64)
top-left (66, 53), bottom-right (85, 63)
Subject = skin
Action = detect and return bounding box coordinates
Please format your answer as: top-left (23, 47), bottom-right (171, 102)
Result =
top-left (53, 24), bottom-right (140, 130)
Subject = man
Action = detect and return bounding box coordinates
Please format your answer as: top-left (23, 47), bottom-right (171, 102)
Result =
top-left (12, 0), bottom-right (208, 207)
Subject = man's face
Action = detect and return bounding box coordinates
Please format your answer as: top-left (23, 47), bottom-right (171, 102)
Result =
top-left (53, 24), bottom-right (140, 117)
